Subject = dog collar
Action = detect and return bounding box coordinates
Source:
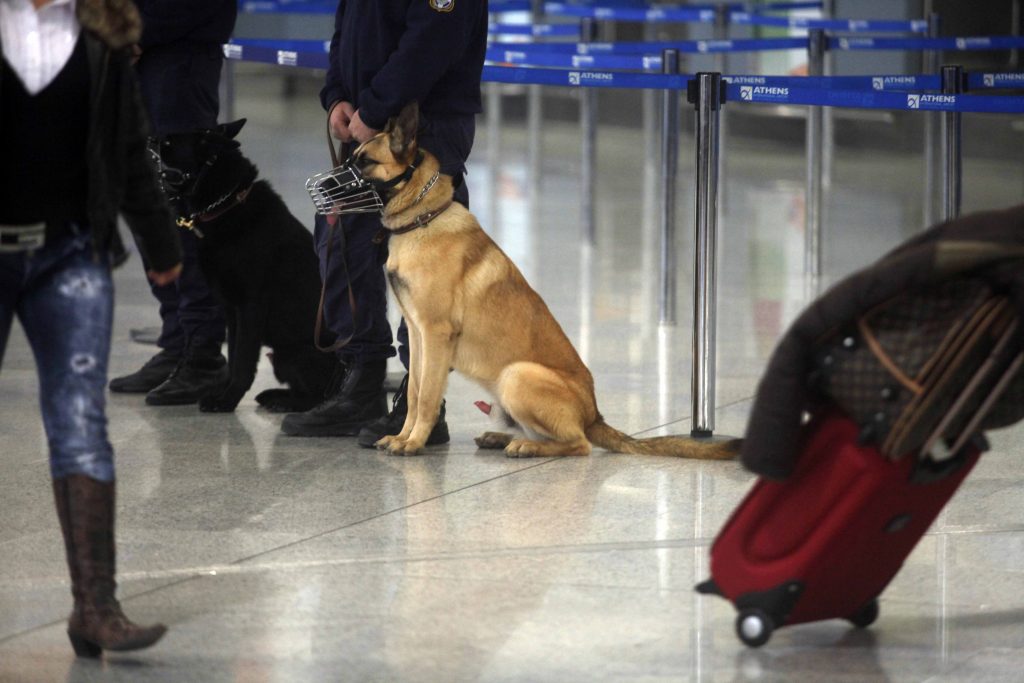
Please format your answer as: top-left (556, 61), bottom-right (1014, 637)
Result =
top-left (176, 184), bottom-right (254, 237)
top-left (373, 200), bottom-right (453, 244)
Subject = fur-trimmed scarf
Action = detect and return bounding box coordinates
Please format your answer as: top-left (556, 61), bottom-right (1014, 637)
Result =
top-left (76, 0), bottom-right (141, 49)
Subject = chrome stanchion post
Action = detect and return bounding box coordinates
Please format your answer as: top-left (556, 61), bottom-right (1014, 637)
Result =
top-left (580, 17), bottom-right (598, 245)
top-left (687, 73), bottom-right (725, 438)
top-left (940, 64), bottom-right (963, 220)
top-left (923, 13), bottom-right (941, 227)
top-left (659, 50), bottom-right (681, 326)
top-left (527, 0), bottom-right (545, 197)
top-left (714, 4), bottom-right (730, 215)
top-left (220, 52), bottom-right (235, 123)
top-left (804, 29), bottom-right (827, 282)
top-left (713, 5), bottom-right (729, 76)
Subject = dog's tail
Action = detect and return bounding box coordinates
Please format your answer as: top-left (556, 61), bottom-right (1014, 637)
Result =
top-left (585, 419), bottom-right (741, 460)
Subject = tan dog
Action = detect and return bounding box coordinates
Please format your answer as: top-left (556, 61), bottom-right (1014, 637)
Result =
top-left (354, 102), bottom-right (739, 459)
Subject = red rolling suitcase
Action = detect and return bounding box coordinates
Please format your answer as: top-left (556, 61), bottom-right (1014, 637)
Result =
top-left (696, 412), bottom-right (982, 647)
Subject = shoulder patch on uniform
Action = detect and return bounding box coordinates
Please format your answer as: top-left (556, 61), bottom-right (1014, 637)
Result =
top-left (429, 0), bottom-right (455, 12)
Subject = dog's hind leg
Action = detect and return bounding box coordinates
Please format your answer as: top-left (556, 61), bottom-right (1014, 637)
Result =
top-left (497, 363), bottom-right (592, 458)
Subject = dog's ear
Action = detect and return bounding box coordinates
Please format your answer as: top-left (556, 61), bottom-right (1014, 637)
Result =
top-left (218, 119), bottom-right (247, 140)
top-left (385, 102), bottom-right (419, 162)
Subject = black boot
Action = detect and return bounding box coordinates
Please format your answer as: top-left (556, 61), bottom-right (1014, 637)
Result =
top-left (52, 476), bottom-right (167, 657)
top-left (145, 346), bottom-right (228, 406)
top-left (108, 349), bottom-right (181, 393)
top-left (280, 360), bottom-right (387, 436)
top-left (357, 373), bottom-right (450, 448)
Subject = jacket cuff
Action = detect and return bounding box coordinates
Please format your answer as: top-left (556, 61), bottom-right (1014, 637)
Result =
top-left (135, 221), bottom-right (183, 273)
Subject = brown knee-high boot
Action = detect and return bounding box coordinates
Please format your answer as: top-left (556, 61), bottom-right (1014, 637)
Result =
top-left (52, 475), bottom-right (167, 657)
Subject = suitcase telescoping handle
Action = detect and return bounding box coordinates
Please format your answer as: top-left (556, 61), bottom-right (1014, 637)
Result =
top-left (914, 316), bottom-right (1023, 482)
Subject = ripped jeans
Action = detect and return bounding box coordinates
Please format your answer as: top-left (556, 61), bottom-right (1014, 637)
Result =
top-left (0, 226), bottom-right (115, 482)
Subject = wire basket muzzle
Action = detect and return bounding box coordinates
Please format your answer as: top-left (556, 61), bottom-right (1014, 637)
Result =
top-left (305, 163), bottom-right (383, 216)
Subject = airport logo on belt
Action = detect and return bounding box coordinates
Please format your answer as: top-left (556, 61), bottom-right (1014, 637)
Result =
top-left (568, 71), bottom-right (613, 86)
top-left (872, 76), bottom-right (916, 90)
top-left (740, 85), bottom-right (789, 102)
top-left (907, 93), bottom-right (956, 110)
top-left (983, 73), bottom-right (1024, 87)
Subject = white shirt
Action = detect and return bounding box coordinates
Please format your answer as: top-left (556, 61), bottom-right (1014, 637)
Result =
top-left (0, 0), bottom-right (81, 96)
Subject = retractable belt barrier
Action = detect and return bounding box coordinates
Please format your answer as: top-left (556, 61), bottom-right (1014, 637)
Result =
top-left (543, 2), bottom-right (925, 33)
top-left (222, 40), bottom-right (1024, 113)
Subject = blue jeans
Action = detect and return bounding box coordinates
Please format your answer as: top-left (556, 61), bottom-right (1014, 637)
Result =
top-left (0, 228), bottom-right (115, 482)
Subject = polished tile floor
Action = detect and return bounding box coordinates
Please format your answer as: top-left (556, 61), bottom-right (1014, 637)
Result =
top-left (1, 69), bottom-right (1023, 682)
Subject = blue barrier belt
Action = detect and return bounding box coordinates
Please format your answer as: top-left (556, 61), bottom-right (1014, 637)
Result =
top-left (832, 36), bottom-right (1024, 51)
top-left (488, 23), bottom-right (582, 37)
top-left (724, 74), bottom-right (943, 92)
top-left (239, 0), bottom-right (333, 14)
top-left (545, 4), bottom-right (716, 22)
top-left (967, 72), bottom-right (1024, 89)
top-left (486, 37), bottom-right (807, 57)
top-left (725, 83), bottom-right (1024, 113)
top-left (489, 50), bottom-right (658, 71)
top-left (543, 2), bottom-right (923, 32)
top-left (730, 13), bottom-right (927, 33)
top-left (230, 38), bottom-right (330, 53)
top-left (542, 0), bottom-right (824, 18)
top-left (482, 64), bottom-right (689, 90)
top-left (223, 43), bottom-right (329, 69)
top-left (490, 0), bottom-right (532, 11)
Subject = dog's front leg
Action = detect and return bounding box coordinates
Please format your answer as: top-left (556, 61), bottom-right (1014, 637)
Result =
top-left (386, 322), bottom-right (453, 455)
top-left (199, 304), bottom-right (264, 413)
top-left (377, 320), bottom-right (423, 451)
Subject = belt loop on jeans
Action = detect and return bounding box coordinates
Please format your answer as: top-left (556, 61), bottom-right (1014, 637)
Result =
top-left (0, 222), bottom-right (46, 253)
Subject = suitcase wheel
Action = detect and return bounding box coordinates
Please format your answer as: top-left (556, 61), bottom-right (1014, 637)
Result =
top-left (736, 608), bottom-right (774, 648)
top-left (847, 598), bottom-right (880, 629)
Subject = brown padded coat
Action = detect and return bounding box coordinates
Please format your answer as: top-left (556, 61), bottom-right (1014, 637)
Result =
top-left (741, 204), bottom-right (1024, 480)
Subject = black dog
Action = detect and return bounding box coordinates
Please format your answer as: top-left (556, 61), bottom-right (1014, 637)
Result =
top-left (153, 119), bottom-right (336, 413)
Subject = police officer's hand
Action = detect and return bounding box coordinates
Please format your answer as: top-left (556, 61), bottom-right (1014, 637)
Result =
top-left (147, 263), bottom-right (183, 287)
top-left (349, 110), bottom-right (380, 144)
top-left (329, 100), bottom-right (356, 142)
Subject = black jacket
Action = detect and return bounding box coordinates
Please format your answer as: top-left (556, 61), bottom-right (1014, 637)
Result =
top-left (0, 0), bottom-right (181, 271)
top-left (135, 0), bottom-right (237, 50)
top-left (741, 204), bottom-right (1024, 480)
top-left (320, 0), bottom-right (488, 130)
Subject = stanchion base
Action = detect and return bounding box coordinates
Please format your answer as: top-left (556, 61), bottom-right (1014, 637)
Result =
top-left (690, 430), bottom-right (740, 443)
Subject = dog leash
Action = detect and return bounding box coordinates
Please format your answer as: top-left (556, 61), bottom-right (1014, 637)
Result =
top-left (313, 112), bottom-right (360, 354)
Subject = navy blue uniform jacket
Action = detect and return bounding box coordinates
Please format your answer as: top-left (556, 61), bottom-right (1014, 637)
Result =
top-left (135, 0), bottom-right (237, 49)
top-left (320, 0), bottom-right (488, 130)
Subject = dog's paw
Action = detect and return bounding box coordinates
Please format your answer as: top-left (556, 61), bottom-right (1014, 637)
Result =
top-left (254, 388), bottom-right (290, 410)
top-left (386, 438), bottom-right (426, 456)
top-left (375, 435), bottom-right (402, 451)
top-left (198, 394), bottom-right (238, 413)
top-left (504, 439), bottom-right (542, 458)
top-left (475, 431), bottom-right (513, 450)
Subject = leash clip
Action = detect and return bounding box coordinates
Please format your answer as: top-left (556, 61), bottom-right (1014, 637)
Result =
top-left (175, 216), bottom-right (204, 239)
